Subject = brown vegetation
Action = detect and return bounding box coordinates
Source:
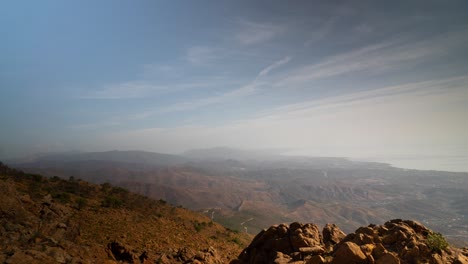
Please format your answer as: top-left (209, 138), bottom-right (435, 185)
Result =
top-left (0, 162), bottom-right (250, 263)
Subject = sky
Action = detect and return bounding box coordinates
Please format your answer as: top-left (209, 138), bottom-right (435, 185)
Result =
top-left (1, 0), bottom-right (468, 171)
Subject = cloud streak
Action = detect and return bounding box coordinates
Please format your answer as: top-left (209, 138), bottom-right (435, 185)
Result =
top-left (158, 56), bottom-right (292, 113)
top-left (99, 75), bottom-right (468, 165)
top-left (235, 19), bottom-right (284, 45)
top-left (186, 46), bottom-right (222, 65)
top-left (277, 29), bottom-right (468, 87)
top-left (80, 81), bottom-right (168, 99)
top-left (258, 56), bottom-right (291, 77)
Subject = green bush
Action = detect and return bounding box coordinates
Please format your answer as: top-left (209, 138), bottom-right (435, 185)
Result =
top-left (101, 195), bottom-right (124, 208)
top-left (53, 192), bottom-right (71, 204)
top-left (426, 232), bottom-right (449, 252)
top-left (76, 197), bottom-right (88, 210)
top-left (110, 186), bottom-right (129, 195)
top-left (230, 237), bottom-right (242, 246)
top-left (193, 221), bottom-right (207, 232)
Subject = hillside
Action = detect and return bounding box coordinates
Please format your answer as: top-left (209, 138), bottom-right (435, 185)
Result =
top-left (12, 149), bottom-right (468, 247)
top-left (2, 160), bottom-right (467, 263)
top-left (0, 162), bottom-right (250, 263)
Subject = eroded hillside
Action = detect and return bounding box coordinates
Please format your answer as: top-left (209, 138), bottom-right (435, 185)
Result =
top-left (15, 150), bottom-right (468, 247)
top-left (0, 162), bottom-right (250, 263)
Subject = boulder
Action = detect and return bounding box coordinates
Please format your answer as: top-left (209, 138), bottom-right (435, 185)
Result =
top-left (376, 252), bottom-right (400, 264)
top-left (331, 241), bottom-right (367, 264)
top-left (107, 241), bottom-right (138, 263)
top-left (323, 224), bottom-right (345, 248)
top-left (232, 219), bottom-right (465, 264)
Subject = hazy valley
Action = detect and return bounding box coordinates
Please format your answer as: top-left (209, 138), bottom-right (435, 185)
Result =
top-left (10, 148), bottom-right (468, 247)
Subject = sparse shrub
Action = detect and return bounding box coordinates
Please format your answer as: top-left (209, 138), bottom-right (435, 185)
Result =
top-left (193, 221), bottom-right (206, 232)
top-left (30, 173), bottom-right (43, 182)
top-left (101, 195), bottom-right (124, 208)
top-left (111, 186), bottom-right (129, 195)
top-left (230, 237), bottom-right (242, 246)
top-left (28, 181), bottom-right (42, 199)
top-left (101, 182), bottom-right (112, 191)
top-left (50, 176), bottom-right (61, 182)
top-left (426, 232), bottom-right (448, 252)
top-left (64, 181), bottom-right (81, 195)
top-left (226, 227), bottom-right (240, 234)
top-left (28, 231), bottom-right (43, 244)
top-left (159, 199), bottom-right (167, 205)
top-left (53, 192), bottom-right (71, 204)
top-left (76, 197), bottom-right (87, 210)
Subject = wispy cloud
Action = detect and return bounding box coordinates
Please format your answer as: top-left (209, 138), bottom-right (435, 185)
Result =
top-left (158, 56), bottom-right (292, 113)
top-left (278, 29), bottom-right (468, 87)
top-left (304, 18), bottom-right (336, 46)
top-left (80, 81), bottom-right (168, 99)
top-left (235, 19), bottom-right (284, 45)
top-left (79, 75), bottom-right (237, 100)
top-left (101, 75), bottom-right (468, 161)
top-left (69, 120), bottom-right (122, 130)
top-left (258, 56), bottom-right (291, 77)
top-left (186, 46), bottom-right (221, 65)
top-left (259, 75), bottom-right (468, 119)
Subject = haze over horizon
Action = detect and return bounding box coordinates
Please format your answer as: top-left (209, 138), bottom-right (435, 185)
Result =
top-left (2, 1), bottom-right (468, 172)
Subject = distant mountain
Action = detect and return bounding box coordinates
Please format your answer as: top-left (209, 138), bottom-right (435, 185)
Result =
top-left (182, 147), bottom-right (282, 160)
top-left (10, 150), bottom-right (188, 168)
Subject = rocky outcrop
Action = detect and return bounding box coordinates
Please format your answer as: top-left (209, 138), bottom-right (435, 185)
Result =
top-left (232, 222), bottom-right (323, 263)
top-left (107, 241), bottom-right (139, 263)
top-left (231, 219), bottom-right (468, 264)
top-left (155, 246), bottom-right (223, 264)
top-left (323, 224), bottom-right (346, 250)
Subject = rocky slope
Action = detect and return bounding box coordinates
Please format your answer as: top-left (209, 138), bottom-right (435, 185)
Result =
top-left (231, 219), bottom-right (468, 264)
top-left (0, 162), bottom-right (250, 263)
top-left (14, 150), bottom-right (468, 245)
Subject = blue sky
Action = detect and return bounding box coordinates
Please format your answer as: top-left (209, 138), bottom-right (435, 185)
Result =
top-left (1, 1), bottom-right (468, 171)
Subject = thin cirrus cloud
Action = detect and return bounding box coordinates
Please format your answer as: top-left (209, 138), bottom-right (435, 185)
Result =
top-left (79, 81), bottom-right (168, 99)
top-left (304, 17), bottom-right (337, 47)
top-left (186, 46), bottom-right (222, 65)
top-left (256, 75), bottom-right (468, 120)
top-left (277, 29), bottom-right (468, 88)
top-left (79, 76), bottom-right (236, 100)
top-left (257, 56), bottom-right (292, 78)
top-left (158, 56), bottom-right (292, 113)
top-left (99, 74), bottom-right (468, 160)
top-left (235, 19), bottom-right (284, 45)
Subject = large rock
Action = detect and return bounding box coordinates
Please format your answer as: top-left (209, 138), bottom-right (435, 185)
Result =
top-left (234, 222), bottom-right (324, 263)
top-left (107, 241), bottom-right (138, 263)
top-left (331, 241), bottom-right (367, 264)
top-left (231, 219), bottom-right (467, 264)
top-left (323, 224), bottom-right (345, 248)
top-left (376, 252), bottom-right (400, 264)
